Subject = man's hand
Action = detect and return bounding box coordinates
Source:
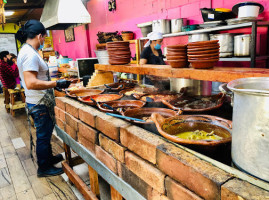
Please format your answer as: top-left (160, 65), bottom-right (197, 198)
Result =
top-left (56, 79), bottom-right (71, 89)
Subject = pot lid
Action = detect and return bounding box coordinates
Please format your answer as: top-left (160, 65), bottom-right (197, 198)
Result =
top-left (232, 2), bottom-right (264, 15)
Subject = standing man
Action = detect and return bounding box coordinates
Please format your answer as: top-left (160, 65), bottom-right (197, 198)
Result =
top-left (16, 20), bottom-right (70, 177)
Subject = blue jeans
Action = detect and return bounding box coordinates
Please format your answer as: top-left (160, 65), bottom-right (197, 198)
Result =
top-left (27, 103), bottom-right (54, 169)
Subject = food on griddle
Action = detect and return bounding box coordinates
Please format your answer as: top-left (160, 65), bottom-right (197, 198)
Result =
top-left (172, 96), bottom-right (218, 110)
top-left (125, 90), bottom-right (145, 96)
top-left (142, 116), bottom-right (153, 122)
top-left (175, 130), bottom-right (223, 141)
top-left (141, 94), bottom-right (180, 102)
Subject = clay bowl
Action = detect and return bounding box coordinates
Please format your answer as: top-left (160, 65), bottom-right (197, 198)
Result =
top-left (188, 49), bottom-right (220, 55)
top-left (109, 59), bottom-right (130, 65)
top-left (122, 107), bottom-right (180, 124)
top-left (97, 100), bottom-right (146, 113)
top-left (167, 48), bottom-right (187, 53)
top-left (162, 93), bottom-right (226, 112)
top-left (187, 45), bottom-right (220, 51)
top-left (107, 50), bottom-right (131, 56)
top-left (187, 53), bottom-right (219, 58)
top-left (106, 41), bottom-right (130, 47)
top-left (107, 47), bottom-right (130, 51)
top-left (188, 40), bottom-right (219, 47)
top-left (119, 87), bottom-right (159, 97)
top-left (166, 55), bottom-right (187, 60)
top-left (66, 89), bottom-right (104, 98)
top-left (189, 59), bottom-right (218, 69)
top-left (106, 81), bottom-right (136, 91)
top-left (78, 94), bottom-right (123, 106)
top-left (168, 60), bottom-right (189, 68)
top-left (110, 55), bottom-right (131, 60)
top-left (167, 45), bottom-right (187, 49)
top-left (151, 113), bottom-right (232, 148)
top-left (188, 56), bottom-right (219, 61)
top-left (188, 46), bottom-right (219, 53)
top-left (166, 52), bottom-right (187, 56)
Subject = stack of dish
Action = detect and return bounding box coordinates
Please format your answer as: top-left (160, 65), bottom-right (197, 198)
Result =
top-left (166, 45), bottom-right (188, 68)
top-left (107, 41), bottom-right (131, 65)
top-left (187, 40), bottom-right (219, 69)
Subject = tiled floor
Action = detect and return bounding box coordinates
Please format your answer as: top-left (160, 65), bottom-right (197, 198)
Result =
top-left (0, 95), bottom-right (88, 200)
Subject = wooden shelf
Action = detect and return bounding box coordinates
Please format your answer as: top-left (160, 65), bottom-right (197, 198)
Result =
top-left (95, 64), bottom-right (269, 83)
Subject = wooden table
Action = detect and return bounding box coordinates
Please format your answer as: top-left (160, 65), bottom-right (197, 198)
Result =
top-left (95, 64), bottom-right (269, 83)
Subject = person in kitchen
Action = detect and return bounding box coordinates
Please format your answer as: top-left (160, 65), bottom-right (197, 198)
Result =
top-left (16, 20), bottom-right (71, 177)
top-left (140, 32), bottom-right (169, 89)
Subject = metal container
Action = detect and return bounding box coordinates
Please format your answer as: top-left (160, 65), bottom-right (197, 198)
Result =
top-left (234, 34), bottom-right (251, 57)
top-left (152, 19), bottom-right (171, 34)
top-left (170, 78), bottom-right (212, 96)
top-left (188, 33), bottom-right (209, 42)
top-left (227, 77), bottom-right (269, 182)
top-left (171, 18), bottom-right (187, 33)
top-left (210, 33), bottom-right (234, 57)
top-left (137, 21), bottom-right (153, 37)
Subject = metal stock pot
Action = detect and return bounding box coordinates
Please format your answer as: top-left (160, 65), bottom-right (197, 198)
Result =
top-left (227, 77), bottom-right (269, 182)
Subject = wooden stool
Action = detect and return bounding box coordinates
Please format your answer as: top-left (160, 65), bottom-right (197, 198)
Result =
top-left (3, 88), bottom-right (10, 113)
top-left (8, 88), bottom-right (26, 117)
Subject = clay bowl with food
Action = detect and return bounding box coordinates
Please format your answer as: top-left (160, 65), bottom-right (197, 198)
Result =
top-left (105, 81), bottom-right (136, 91)
top-left (162, 93), bottom-right (226, 113)
top-left (189, 59), bottom-right (218, 69)
top-left (119, 87), bottom-right (159, 97)
top-left (66, 89), bottom-right (104, 99)
top-left (188, 49), bottom-right (220, 55)
top-left (166, 55), bottom-right (187, 60)
top-left (78, 94), bottom-right (123, 106)
top-left (152, 113), bottom-right (232, 151)
top-left (188, 40), bottom-right (219, 47)
top-left (168, 60), bottom-right (189, 68)
top-left (97, 100), bottom-right (146, 113)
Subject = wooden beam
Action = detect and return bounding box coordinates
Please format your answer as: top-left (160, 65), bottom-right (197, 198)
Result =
top-left (110, 186), bottom-right (123, 200)
top-left (62, 161), bottom-right (98, 200)
top-left (88, 165), bottom-right (100, 196)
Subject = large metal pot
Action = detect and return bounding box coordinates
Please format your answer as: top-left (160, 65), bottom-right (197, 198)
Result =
top-left (227, 77), bottom-right (269, 182)
top-left (234, 34), bottom-right (251, 57)
top-left (171, 18), bottom-right (187, 33)
top-left (152, 19), bottom-right (171, 34)
top-left (210, 33), bottom-right (234, 57)
top-left (188, 33), bottom-right (209, 42)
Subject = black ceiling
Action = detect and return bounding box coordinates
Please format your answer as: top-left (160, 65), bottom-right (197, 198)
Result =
top-left (4, 0), bottom-right (45, 24)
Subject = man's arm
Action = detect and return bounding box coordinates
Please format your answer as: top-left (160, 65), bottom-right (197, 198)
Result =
top-left (23, 71), bottom-right (56, 90)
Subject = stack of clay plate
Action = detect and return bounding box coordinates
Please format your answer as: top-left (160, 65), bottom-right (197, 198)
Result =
top-left (187, 40), bottom-right (220, 69)
top-left (166, 45), bottom-right (188, 68)
top-left (107, 41), bottom-right (131, 65)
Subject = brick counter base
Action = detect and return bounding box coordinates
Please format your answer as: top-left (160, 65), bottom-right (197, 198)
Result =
top-left (55, 97), bottom-right (269, 200)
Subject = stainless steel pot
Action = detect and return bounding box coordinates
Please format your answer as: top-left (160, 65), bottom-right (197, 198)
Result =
top-left (170, 78), bottom-right (212, 96)
top-left (171, 18), bottom-right (187, 33)
top-left (234, 34), bottom-right (251, 57)
top-left (227, 77), bottom-right (269, 182)
top-left (152, 19), bottom-right (171, 34)
top-left (210, 33), bottom-right (234, 56)
top-left (188, 33), bottom-right (209, 43)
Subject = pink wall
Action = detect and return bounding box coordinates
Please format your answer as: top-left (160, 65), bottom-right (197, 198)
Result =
top-left (52, 25), bottom-right (90, 60)
top-left (52, 0), bottom-right (269, 67)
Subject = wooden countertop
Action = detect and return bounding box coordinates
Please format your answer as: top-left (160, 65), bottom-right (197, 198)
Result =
top-left (95, 64), bottom-right (269, 83)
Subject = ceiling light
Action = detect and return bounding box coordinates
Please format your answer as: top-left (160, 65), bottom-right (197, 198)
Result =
top-left (4, 11), bottom-right (15, 16)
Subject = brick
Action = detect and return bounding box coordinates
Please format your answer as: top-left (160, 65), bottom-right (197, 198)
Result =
top-left (78, 121), bottom-right (98, 144)
top-left (65, 99), bottom-right (84, 119)
top-left (66, 113), bottom-right (79, 131)
top-left (55, 97), bottom-right (66, 111)
top-left (65, 124), bottom-right (77, 140)
top-left (79, 106), bottom-right (99, 127)
top-left (96, 114), bottom-right (130, 142)
top-left (55, 117), bottom-right (65, 130)
top-left (54, 106), bottom-right (65, 122)
top-left (96, 145), bottom-right (117, 173)
top-left (125, 151), bottom-right (165, 194)
top-left (117, 162), bottom-right (151, 198)
top-left (78, 136), bottom-right (95, 154)
top-left (156, 143), bottom-right (232, 200)
top-left (165, 177), bottom-right (203, 200)
top-left (147, 188), bottom-right (169, 200)
top-left (120, 126), bottom-right (165, 164)
top-left (99, 134), bottom-right (125, 163)
top-left (221, 178), bottom-right (269, 200)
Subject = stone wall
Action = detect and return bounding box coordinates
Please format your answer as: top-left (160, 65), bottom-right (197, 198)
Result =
top-left (55, 97), bottom-right (269, 200)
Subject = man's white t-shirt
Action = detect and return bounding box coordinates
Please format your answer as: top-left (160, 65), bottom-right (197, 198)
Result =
top-left (17, 44), bottom-right (49, 104)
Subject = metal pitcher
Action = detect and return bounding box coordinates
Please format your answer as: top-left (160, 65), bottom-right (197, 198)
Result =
top-left (227, 77), bottom-right (269, 182)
